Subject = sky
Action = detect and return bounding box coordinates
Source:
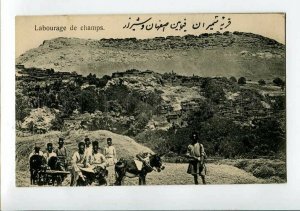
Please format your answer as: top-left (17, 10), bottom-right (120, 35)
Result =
top-left (16, 13), bottom-right (285, 57)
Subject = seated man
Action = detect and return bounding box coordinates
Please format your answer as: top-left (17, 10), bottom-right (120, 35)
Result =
top-left (29, 143), bottom-right (44, 161)
top-left (70, 141), bottom-right (87, 186)
top-left (55, 137), bottom-right (68, 171)
top-left (87, 141), bottom-right (108, 185)
top-left (88, 141), bottom-right (107, 169)
top-left (43, 143), bottom-right (57, 167)
top-left (29, 144), bottom-right (45, 185)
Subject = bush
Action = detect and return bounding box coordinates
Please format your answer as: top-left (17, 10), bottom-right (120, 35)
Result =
top-left (50, 115), bottom-right (64, 131)
top-left (273, 77), bottom-right (285, 87)
top-left (229, 76), bottom-right (237, 82)
top-left (258, 79), bottom-right (266, 86)
top-left (234, 160), bottom-right (248, 169)
top-left (238, 77), bottom-right (246, 85)
top-left (265, 176), bottom-right (286, 183)
top-left (253, 165), bottom-right (275, 178)
top-left (80, 87), bottom-right (98, 113)
top-left (16, 93), bottom-right (31, 121)
top-left (201, 79), bottom-right (226, 104)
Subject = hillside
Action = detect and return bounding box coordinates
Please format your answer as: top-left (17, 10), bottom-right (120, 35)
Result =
top-left (16, 32), bottom-right (285, 80)
top-left (16, 65), bottom-right (286, 159)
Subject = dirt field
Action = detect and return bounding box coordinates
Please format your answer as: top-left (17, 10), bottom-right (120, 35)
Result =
top-left (16, 162), bottom-right (265, 187)
top-left (16, 130), bottom-right (268, 186)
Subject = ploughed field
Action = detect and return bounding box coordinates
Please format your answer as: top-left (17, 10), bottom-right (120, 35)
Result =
top-left (16, 162), bottom-right (264, 187)
top-left (16, 130), bottom-right (284, 186)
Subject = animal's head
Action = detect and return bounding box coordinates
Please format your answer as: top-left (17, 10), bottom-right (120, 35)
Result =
top-left (150, 154), bottom-right (165, 172)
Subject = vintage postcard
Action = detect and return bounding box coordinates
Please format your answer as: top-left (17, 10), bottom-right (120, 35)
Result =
top-left (15, 14), bottom-right (286, 187)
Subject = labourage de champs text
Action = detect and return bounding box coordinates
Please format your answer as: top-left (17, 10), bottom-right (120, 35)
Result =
top-left (34, 25), bottom-right (104, 32)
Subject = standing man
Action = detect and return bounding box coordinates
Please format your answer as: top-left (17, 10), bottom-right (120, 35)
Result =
top-left (104, 138), bottom-right (117, 166)
top-left (55, 137), bottom-right (68, 171)
top-left (186, 132), bottom-right (206, 185)
top-left (70, 141), bottom-right (87, 186)
top-left (104, 137), bottom-right (117, 185)
top-left (84, 136), bottom-right (93, 163)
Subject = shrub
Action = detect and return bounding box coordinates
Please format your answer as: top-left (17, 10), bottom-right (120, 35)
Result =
top-left (238, 77), bottom-right (246, 85)
top-left (258, 79), bottom-right (266, 86)
top-left (234, 160), bottom-right (248, 169)
top-left (266, 176), bottom-right (286, 183)
top-left (273, 77), bottom-right (285, 87)
top-left (50, 115), bottom-right (64, 131)
top-left (16, 93), bottom-right (31, 121)
top-left (229, 76), bottom-right (237, 82)
top-left (80, 87), bottom-right (98, 113)
top-left (201, 79), bottom-right (226, 104)
top-left (253, 165), bottom-right (275, 178)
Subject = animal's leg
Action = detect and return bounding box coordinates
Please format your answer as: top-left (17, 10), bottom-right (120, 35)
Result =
top-left (143, 176), bottom-right (146, 185)
top-left (139, 177), bottom-right (142, 185)
top-left (114, 172), bottom-right (123, 186)
top-left (103, 177), bottom-right (108, 186)
top-left (114, 171), bottom-right (120, 185)
top-left (201, 175), bottom-right (206, 184)
top-left (70, 174), bottom-right (74, 186)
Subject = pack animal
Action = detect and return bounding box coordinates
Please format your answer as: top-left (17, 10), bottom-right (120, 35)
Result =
top-left (114, 154), bottom-right (165, 185)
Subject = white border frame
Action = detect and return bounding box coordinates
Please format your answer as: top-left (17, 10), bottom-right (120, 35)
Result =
top-left (2, 0), bottom-right (300, 210)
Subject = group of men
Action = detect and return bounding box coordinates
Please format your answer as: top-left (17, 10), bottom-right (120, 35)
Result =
top-left (29, 132), bottom-right (207, 185)
top-left (29, 136), bottom-right (117, 186)
top-left (70, 137), bottom-right (117, 186)
top-left (29, 137), bottom-right (68, 172)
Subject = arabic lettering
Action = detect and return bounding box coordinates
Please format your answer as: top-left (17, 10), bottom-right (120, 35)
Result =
top-left (123, 16), bottom-right (232, 33)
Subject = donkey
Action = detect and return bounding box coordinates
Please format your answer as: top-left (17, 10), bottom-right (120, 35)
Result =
top-left (114, 154), bottom-right (165, 186)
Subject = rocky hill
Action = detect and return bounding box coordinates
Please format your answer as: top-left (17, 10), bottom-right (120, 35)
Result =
top-left (16, 32), bottom-right (285, 80)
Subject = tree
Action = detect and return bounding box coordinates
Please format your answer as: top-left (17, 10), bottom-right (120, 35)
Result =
top-left (16, 93), bottom-right (30, 121)
top-left (230, 76), bottom-right (237, 83)
top-left (258, 79), bottom-right (266, 86)
top-left (253, 117), bottom-right (285, 154)
top-left (273, 77), bottom-right (285, 87)
top-left (201, 79), bottom-right (226, 104)
top-left (50, 114), bottom-right (64, 131)
top-left (238, 77), bottom-right (246, 85)
top-left (80, 87), bottom-right (98, 113)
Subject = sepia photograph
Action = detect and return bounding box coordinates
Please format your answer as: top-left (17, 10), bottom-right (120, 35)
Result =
top-left (15, 14), bottom-right (286, 187)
